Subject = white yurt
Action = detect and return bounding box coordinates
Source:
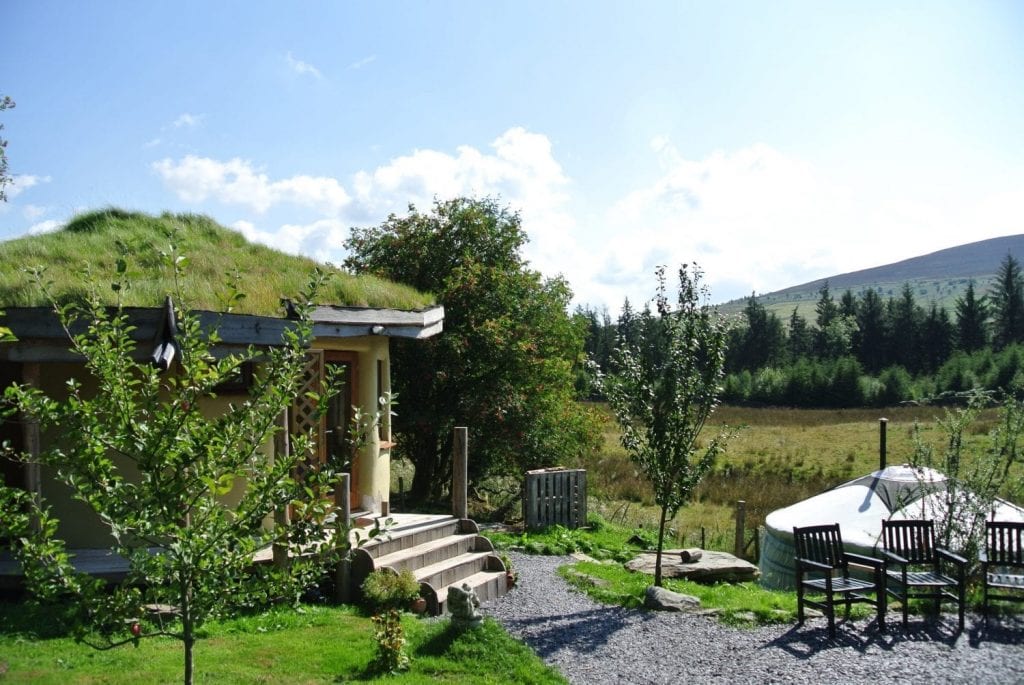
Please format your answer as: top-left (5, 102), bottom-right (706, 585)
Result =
top-left (758, 464), bottom-right (1024, 589)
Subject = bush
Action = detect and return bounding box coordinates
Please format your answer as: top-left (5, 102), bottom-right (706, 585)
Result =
top-left (361, 569), bottom-right (421, 612)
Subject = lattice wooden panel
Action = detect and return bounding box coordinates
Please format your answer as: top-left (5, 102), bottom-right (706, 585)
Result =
top-left (290, 349), bottom-right (326, 482)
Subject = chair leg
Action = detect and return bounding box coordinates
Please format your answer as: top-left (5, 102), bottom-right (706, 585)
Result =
top-left (797, 585), bottom-right (805, 625)
top-left (827, 599), bottom-right (836, 639)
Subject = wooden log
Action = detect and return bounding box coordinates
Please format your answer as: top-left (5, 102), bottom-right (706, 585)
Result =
top-left (679, 549), bottom-right (703, 563)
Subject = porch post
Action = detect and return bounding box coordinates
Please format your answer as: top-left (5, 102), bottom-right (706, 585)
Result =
top-left (334, 472), bottom-right (352, 603)
top-left (21, 363), bottom-right (42, 534)
top-left (272, 410), bottom-right (290, 569)
top-left (452, 426), bottom-right (468, 519)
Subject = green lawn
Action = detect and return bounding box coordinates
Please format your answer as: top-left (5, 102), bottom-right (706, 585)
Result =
top-left (0, 602), bottom-right (565, 684)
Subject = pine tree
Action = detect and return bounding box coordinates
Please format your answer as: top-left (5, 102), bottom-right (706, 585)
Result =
top-left (787, 308), bottom-right (813, 361)
top-left (954, 281), bottom-right (989, 352)
top-left (856, 288), bottom-right (888, 373)
top-left (990, 254), bottom-right (1024, 349)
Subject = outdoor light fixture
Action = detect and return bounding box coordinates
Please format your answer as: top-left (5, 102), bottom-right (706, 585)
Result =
top-left (370, 324), bottom-right (385, 335)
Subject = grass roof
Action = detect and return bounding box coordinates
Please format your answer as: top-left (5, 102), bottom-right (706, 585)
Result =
top-left (0, 209), bottom-right (435, 315)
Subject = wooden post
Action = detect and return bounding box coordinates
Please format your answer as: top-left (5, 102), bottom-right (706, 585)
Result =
top-left (21, 363), bottom-right (42, 534)
top-left (336, 472), bottom-right (351, 529)
top-left (272, 411), bottom-right (290, 569)
top-left (452, 427), bottom-right (468, 519)
top-left (879, 417), bottom-right (889, 471)
top-left (734, 500), bottom-right (746, 558)
top-left (334, 472), bottom-right (352, 603)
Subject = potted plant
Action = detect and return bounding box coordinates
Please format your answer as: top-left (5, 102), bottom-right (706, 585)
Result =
top-left (500, 553), bottom-right (517, 588)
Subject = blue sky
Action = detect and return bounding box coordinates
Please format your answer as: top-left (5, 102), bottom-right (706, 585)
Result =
top-left (3, 1), bottom-right (1023, 312)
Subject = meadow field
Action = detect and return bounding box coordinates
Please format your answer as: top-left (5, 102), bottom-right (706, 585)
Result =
top-left (576, 404), bottom-right (1011, 553)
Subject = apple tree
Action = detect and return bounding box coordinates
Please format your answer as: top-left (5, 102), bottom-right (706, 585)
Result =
top-left (600, 264), bottom-right (734, 586)
top-left (1, 254), bottom-right (351, 685)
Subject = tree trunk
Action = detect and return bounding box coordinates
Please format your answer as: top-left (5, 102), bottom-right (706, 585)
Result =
top-left (654, 504), bottom-right (669, 587)
top-left (182, 583), bottom-right (194, 685)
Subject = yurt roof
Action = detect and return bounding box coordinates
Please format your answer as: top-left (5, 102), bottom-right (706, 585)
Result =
top-left (763, 464), bottom-right (949, 549)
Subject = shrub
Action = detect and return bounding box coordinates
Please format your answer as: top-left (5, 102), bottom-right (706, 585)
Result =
top-left (361, 569), bottom-right (421, 612)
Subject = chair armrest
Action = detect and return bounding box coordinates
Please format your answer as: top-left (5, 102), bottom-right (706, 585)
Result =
top-left (795, 557), bottom-right (834, 573)
top-left (880, 549), bottom-right (909, 565)
top-left (844, 552), bottom-right (884, 569)
top-left (936, 547), bottom-right (968, 567)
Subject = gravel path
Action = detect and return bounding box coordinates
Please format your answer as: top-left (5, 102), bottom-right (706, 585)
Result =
top-left (482, 552), bottom-right (1024, 685)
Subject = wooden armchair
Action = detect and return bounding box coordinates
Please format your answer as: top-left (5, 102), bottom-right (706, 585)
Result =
top-left (980, 520), bottom-right (1024, 621)
top-left (879, 519), bottom-right (967, 630)
top-left (794, 523), bottom-right (886, 638)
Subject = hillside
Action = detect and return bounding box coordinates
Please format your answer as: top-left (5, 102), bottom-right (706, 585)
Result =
top-left (718, 234), bottom-right (1024, 319)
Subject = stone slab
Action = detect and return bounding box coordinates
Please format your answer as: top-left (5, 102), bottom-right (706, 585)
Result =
top-left (625, 549), bottom-right (760, 583)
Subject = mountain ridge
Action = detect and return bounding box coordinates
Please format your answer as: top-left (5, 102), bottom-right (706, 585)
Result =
top-left (719, 233), bottom-right (1024, 318)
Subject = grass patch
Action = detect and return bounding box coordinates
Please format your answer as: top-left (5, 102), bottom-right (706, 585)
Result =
top-left (558, 560), bottom-right (806, 627)
top-left (0, 602), bottom-right (564, 684)
top-left (483, 515), bottom-right (653, 562)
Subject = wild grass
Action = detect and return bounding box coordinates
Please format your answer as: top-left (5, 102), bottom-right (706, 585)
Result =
top-left (0, 208), bottom-right (435, 314)
top-left (570, 404), bottom-right (1012, 553)
top-left (0, 601), bottom-right (564, 684)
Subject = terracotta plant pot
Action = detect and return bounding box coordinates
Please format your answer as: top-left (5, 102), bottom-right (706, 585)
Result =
top-left (409, 597), bottom-right (427, 614)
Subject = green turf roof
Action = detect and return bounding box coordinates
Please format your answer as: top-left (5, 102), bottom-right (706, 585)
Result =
top-left (0, 209), bottom-right (435, 315)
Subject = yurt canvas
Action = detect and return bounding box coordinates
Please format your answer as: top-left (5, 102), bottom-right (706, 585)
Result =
top-left (759, 465), bottom-right (946, 589)
top-left (759, 464), bottom-right (1024, 589)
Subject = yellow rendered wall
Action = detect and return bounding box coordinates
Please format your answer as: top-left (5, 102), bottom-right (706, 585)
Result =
top-left (31, 363), bottom-right (269, 548)
top-left (313, 336), bottom-right (392, 513)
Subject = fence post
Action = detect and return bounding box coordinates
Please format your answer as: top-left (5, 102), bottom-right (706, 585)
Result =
top-left (453, 427), bottom-right (468, 519)
top-left (734, 500), bottom-right (746, 558)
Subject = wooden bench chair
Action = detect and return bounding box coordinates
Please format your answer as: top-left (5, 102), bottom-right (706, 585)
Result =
top-left (981, 520), bottom-right (1024, 621)
top-left (794, 523), bottom-right (886, 638)
top-left (879, 519), bottom-right (967, 630)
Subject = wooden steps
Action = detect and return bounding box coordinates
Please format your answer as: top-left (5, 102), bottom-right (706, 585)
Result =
top-left (350, 516), bottom-right (509, 615)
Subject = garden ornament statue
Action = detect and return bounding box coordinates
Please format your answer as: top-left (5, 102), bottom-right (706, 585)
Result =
top-left (448, 582), bottom-right (483, 629)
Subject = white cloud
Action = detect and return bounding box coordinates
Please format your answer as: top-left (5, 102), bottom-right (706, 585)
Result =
top-left (5, 174), bottom-right (51, 200)
top-left (172, 113), bottom-right (203, 129)
top-left (28, 219), bottom-right (61, 235)
top-left (347, 55), bottom-right (376, 70)
top-left (152, 129), bottom-right (581, 293)
top-left (578, 140), bottom-right (1024, 312)
top-left (153, 156), bottom-right (350, 215)
top-left (286, 52), bottom-right (323, 79)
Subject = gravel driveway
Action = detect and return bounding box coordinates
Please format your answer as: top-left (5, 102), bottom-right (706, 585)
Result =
top-left (482, 552), bottom-right (1024, 685)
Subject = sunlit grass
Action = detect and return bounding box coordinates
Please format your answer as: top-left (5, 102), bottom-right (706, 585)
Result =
top-left (0, 208), bottom-right (435, 314)
top-left (0, 602), bottom-right (564, 684)
top-left (569, 403), bottom-right (1015, 552)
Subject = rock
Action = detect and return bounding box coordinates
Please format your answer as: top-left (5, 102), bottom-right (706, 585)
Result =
top-left (571, 552), bottom-right (600, 564)
top-left (625, 549), bottom-right (760, 583)
top-left (643, 585), bottom-right (701, 612)
top-left (564, 570), bottom-right (611, 588)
